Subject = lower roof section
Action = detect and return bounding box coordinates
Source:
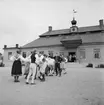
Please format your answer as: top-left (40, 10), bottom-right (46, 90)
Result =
top-left (60, 39), bottom-right (82, 48)
top-left (22, 37), bottom-right (62, 48)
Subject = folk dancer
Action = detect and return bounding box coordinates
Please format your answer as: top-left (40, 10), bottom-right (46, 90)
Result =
top-left (26, 50), bottom-right (38, 85)
top-left (10, 50), bottom-right (26, 82)
top-left (24, 52), bottom-right (31, 79)
top-left (54, 52), bottom-right (62, 77)
top-left (36, 53), bottom-right (46, 81)
top-left (39, 57), bottom-right (47, 81)
top-left (47, 56), bottom-right (55, 76)
top-left (60, 55), bottom-right (67, 74)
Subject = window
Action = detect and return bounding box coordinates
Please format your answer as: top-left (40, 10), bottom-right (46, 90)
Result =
top-left (39, 51), bottom-right (44, 54)
top-left (8, 52), bottom-right (12, 60)
top-left (22, 52), bottom-right (26, 58)
top-left (80, 49), bottom-right (86, 59)
top-left (60, 52), bottom-right (64, 56)
top-left (94, 49), bottom-right (100, 59)
top-left (48, 51), bottom-right (53, 57)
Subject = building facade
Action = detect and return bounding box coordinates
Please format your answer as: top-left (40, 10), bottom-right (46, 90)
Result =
top-left (3, 19), bottom-right (104, 66)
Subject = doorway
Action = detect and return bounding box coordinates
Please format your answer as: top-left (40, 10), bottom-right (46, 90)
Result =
top-left (68, 52), bottom-right (76, 62)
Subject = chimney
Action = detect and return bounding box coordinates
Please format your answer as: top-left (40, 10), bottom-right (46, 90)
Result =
top-left (48, 26), bottom-right (52, 32)
top-left (99, 19), bottom-right (104, 27)
top-left (4, 45), bottom-right (7, 49)
top-left (16, 44), bottom-right (19, 48)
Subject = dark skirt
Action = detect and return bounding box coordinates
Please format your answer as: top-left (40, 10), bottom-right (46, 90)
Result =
top-left (11, 60), bottom-right (22, 76)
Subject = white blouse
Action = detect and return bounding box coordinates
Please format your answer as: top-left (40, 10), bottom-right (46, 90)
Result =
top-left (10, 54), bottom-right (26, 62)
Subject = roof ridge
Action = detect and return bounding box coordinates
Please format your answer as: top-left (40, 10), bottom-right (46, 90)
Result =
top-left (43, 25), bottom-right (99, 32)
top-left (40, 25), bottom-right (101, 36)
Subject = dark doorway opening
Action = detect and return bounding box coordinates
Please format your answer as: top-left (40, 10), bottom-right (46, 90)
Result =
top-left (68, 52), bottom-right (76, 62)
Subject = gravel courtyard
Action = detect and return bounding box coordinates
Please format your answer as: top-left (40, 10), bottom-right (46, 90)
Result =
top-left (0, 64), bottom-right (104, 105)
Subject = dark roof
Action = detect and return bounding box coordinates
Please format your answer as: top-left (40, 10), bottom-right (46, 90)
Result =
top-left (40, 25), bottom-right (104, 36)
top-left (22, 37), bottom-right (62, 48)
top-left (22, 32), bottom-right (104, 48)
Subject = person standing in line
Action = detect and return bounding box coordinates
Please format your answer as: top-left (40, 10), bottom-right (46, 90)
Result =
top-left (39, 56), bottom-right (47, 81)
top-left (69, 55), bottom-right (72, 62)
top-left (26, 50), bottom-right (38, 85)
top-left (60, 55), bottom-right (67, 74)
top-left (24, 51), bottom-right (31, 79)
top-left (44, 54), bottom-right (50, 76)
top-left (54, 52), bottom-right (62, 77)
top-left (10, 50), bottom-right (26, 82)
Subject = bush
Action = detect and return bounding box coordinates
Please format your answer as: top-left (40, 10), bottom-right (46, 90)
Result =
top-left (86, 63), bottom-right (93, 68)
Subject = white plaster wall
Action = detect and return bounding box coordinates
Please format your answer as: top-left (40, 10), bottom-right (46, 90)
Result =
top-left (21, 46), bottom-right (67, 56)
top-left (4, 44), bottom-right (104, 66)
top-left (3, 49), bottom-right (17, 66)
top-left (79, 44), bottom-right (104, 65)
top-left (3, 45), bottom-right (78, 66)
top-left (21, 46), bottom-right (77, 57)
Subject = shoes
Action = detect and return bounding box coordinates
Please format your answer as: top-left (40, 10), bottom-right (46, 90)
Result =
top-left (14, 79), bottom-right (16, 82)
top-left (56, 74), bottom-right (58, 76)
top-left (59, 75), bottom-right (61, 77)
top-left (30, 83), bottom-right (36, 85)
top-left (14, 79), bottom-right (20, 82)
top-left (16, 80), bottom-right (20, 82)
top-left (26, 82), bottom-right (36, 85)
top-left (26, 82), bottom-right (29, 84)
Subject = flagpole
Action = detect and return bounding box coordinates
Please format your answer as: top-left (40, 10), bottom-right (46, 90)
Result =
top-left (73, 9), bottom-right (77, 19)
top-left (73, 9), bottom-right (74, 19)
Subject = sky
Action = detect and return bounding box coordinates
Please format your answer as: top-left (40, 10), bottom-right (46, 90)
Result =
top-left (0, 0), bottom-right (104, 53)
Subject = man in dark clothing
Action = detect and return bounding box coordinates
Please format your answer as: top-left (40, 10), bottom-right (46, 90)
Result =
top-left (54, 53), bottom-right (62, 77)
top-left (26, 49), bottom-right (37, 85)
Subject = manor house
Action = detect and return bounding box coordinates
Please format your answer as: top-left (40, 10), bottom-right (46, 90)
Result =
top-left (3, 18), bottom-right (104, 66)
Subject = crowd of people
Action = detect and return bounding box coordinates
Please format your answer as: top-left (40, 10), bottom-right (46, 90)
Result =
top-left (10, 49), bottom-right (68, 85)
top-left (67, 54), bottom-right (76, 62)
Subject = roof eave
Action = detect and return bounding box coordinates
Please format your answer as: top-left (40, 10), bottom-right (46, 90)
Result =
top-left (39, 29), bottom-right (103, 37)
top-left (21, 44), bottom-right (62, 49)
top-left (3, 47), bottom-right (21, 50)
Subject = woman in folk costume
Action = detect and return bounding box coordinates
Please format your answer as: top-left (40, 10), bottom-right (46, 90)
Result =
top-left (24, 51), bottom-right (31, 79)
top-left (38, 54), bottom-right (47, 81)
top-left (46, 56), bottom-right (55, 76)
top-left (10, 50), bottom-right (26, 82)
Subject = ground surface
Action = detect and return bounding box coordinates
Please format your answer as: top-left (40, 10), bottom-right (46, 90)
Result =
top-left (0, 64), bottom-right (104, 105)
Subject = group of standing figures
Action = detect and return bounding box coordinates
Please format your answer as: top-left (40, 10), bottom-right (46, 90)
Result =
top-left (10, 49), bottom-right (67, 85)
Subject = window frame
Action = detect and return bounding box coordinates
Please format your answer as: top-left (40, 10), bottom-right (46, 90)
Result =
top-left (93, 48), bottom-right (101, 59)
top-left (79, 49), bottom-right (86, 59)
top-left (39, 51), bottom-right (44, 55)
top-left (60, 52), bottom-right (64, 56)
top-left (8, 52), bottom-right (12, 60)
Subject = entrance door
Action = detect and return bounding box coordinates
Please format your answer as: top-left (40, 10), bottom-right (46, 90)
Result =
top-left (68, 52), bottom-right (76, 62)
